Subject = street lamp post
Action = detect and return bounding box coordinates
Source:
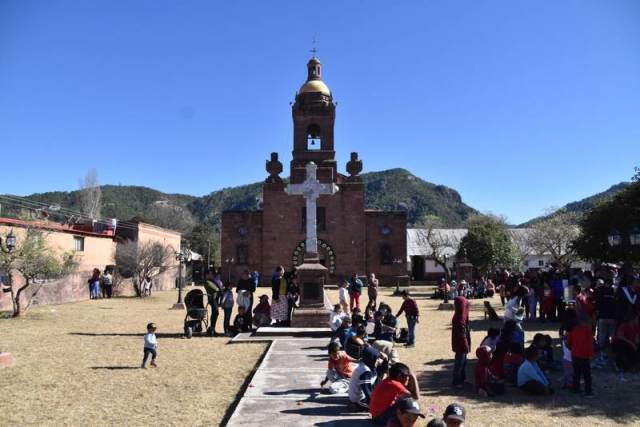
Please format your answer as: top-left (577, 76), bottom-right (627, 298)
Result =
top-left (225, 257), bottom-right (235, 283)
top-left (393, 257), bottom-right (404, 295)
top-left (172, 248), bottom-right (191, 310)
top-left (442, 254), bottom-right (451, 303)
top-left (0, 229), bottom-right (17, 254)
top-left (608, 227), bottom-right (640, 286)
top-left (0, 230), bottom-right (17, 292)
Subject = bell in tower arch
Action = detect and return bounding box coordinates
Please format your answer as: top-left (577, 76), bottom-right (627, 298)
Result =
top-left (307, 124), bottom-right (321, 150)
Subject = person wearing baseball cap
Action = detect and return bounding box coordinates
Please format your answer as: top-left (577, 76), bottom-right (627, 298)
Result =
top-left (443, 402), bottom-right (466, 426)
top-left (386, 396), bottom-right (425, 427)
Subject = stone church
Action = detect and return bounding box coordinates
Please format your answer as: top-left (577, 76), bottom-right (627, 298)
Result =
top-left (221, 56), bottom-right (407, 285)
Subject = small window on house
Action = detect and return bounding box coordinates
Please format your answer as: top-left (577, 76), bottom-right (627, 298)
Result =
top-left (237, 245), bottom-right (247, 264)
top-left (538, 260), bottom-right (544, 267)
top-left (73, 236), bottom-right (85, 252)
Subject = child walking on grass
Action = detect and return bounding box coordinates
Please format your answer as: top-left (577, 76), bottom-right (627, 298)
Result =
top-left (142, 323), bottom-right (158, 369)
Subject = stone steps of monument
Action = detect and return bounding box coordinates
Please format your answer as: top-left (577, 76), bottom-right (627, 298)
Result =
top-left (254, 326), bottom-right (332, 338)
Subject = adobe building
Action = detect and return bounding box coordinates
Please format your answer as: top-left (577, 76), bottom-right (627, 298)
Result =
top-left (222, 56), bottom-right (407, 285)
top-left (0, 217), bottom-right (181, 311)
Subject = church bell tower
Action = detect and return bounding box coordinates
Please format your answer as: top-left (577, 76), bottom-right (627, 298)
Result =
top-left (291, 57), bottom-right (337, 184)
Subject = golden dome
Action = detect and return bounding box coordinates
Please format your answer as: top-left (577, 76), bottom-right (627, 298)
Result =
top-left (299, 79), bottom-right (331, 95)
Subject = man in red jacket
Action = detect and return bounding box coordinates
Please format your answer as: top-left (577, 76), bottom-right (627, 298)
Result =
top-left (567, 315), bottom-right (595, 397)
top-left (369, 362), bottom-right (420, 425)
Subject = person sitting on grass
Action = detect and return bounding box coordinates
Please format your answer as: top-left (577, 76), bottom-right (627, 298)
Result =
top-left (503, 342), bottom-right (524, 386)
top-left (321, 342), bottom-right (359, 394)
top-left (442, 402), bottom-right (466, 427)
top-left (369, 362), bottom-right (420, 425)
top-left (490, 341), bottom-right (508, 380)
top-left (611, 312), bottom-right (640, 376)
top-left (252, 295), bottom-right (272, 328)
top-left (385, 396), bottom-right (426, 427)
top-left (479, 327), bottom-right (500, 353)
top-left (475, 345), bottom-right (505, 398)
top-left (330, 315), bottom-right (353, 347)
top-left (329, 304), bottom-right (345, 331)
top-left (345, 324), bottom-right (369, 359)
top-left (351, 306), bottom-right (365, 327)
top-left (230, 306), bottom-right (250, 335)
top-left (517, 345), bottom-right (553, 395)
top-left (347, 347), bottom-right (388, 412)
top-left (373, 310), bottom-right (396, 342)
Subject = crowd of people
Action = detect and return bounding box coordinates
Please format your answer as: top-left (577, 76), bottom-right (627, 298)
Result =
top-left (321, 278), bottom-right (465, 427)
top-left (131, 263), bottom-right (640, 425)
top-left (443, 266), bottom-right (640, 403)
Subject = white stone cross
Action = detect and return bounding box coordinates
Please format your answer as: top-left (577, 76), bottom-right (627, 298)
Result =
top-left (285, 162), bottom-right (339, 262)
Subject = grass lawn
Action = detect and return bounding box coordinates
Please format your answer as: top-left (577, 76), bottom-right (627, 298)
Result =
top-left (1, 285), bottom-right (638, 426)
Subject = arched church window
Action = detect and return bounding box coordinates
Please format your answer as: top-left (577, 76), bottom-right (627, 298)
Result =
top-left (237, 245), bottom-right (248, 264)
top-left (381, 245), bottom-right (392, 265)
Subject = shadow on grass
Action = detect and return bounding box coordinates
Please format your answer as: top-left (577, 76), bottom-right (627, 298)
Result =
top-left (69, 332), bottom-right (191, 339)
top-left (90, 366), bottom-right (139, 370)
top-left (417, 356), bottom-right (640, 423)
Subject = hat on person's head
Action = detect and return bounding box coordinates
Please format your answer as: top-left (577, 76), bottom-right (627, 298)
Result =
top-left (459, 280), bottom-right (467, 285)
top-left (396, 397), bottom-right (426, 418)
top-left (259, 294), bottom-right (269, 300)
top-left (342, 315), bottom-right (352, 323)
top-left (439, 278), bottom-right (446, 283)
top-left (444, 403), bottom-right (466, 422)
top-left (450, 280), bottom-right (457, 286)
top-left (374, 310), bottom-right (384, 317)
top-left (596, 279), bottom-right (604, 285)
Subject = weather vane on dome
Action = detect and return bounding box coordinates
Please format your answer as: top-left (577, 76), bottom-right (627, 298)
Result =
top-left (310, 38), bottom-right (319, 57)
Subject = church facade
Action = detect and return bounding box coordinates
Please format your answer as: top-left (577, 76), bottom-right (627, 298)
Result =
top-left (221, 57), bottom-right (407, 285)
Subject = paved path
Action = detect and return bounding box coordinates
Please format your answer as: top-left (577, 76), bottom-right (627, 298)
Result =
top-left (226, 333), bottom-right (373, 427)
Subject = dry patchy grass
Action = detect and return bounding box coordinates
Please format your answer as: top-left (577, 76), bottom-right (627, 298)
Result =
top-left (0, 289), bottom-right (266, 427)
top-left (1, 286), bottom-right (639, 427)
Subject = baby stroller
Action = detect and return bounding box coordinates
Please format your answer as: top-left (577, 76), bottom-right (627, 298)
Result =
top-left (183, 289), bottom-right (213, 339)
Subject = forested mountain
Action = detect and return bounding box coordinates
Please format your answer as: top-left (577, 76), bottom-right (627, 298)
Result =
top-left (2, 172), bottom-right (628, 232)
top-left (1, 169), bottom-right (476, 229)
top-left (518, 182), bottom-right (630, 227)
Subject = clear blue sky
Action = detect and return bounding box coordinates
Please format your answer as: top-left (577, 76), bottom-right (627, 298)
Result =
top-left (1, 1), bottom-right (639, 225)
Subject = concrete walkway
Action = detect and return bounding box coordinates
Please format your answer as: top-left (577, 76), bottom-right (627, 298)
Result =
top-left (226, 330), bottom-right (373, 427)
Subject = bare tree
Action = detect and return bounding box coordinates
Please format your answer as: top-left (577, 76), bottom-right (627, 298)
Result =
top-left (78, 168), bottom-right (102, 219)
top-left (413, 215), bottom-right (461, 282)
top-left (507, 229), bottom-right (536, 270)
top-left (526, 208), bottom-right (582, 271)
top-left (113, 239), bottom-right (175, 296)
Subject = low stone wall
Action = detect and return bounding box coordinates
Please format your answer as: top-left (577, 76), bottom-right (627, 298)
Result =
top-left (0, 269), bottom-right (177, 313)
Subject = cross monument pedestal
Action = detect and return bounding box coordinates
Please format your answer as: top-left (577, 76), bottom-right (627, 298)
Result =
top-left (285, 162), bottom-right (338, 328)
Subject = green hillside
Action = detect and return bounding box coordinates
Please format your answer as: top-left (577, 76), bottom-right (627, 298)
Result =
top-left (518, 182), bottom-right (630, 227)
top-left (0, 169), bottom-right (477, 229)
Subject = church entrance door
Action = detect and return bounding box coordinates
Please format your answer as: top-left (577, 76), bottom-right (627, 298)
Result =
top-left (412, 256), bottom-right (425, 281)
